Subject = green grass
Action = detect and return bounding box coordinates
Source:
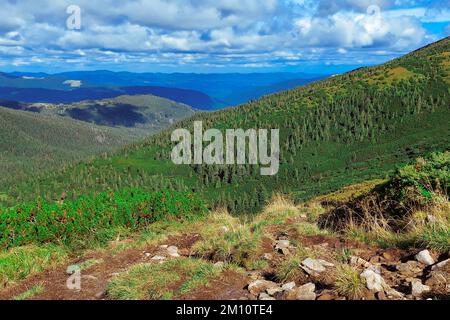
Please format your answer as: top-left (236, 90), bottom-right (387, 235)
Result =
top-left (0, 244), bottom-right (68, 289)
top-left (12, 284), bottom-right (44, 300)
top-left (334, 264), bottom-right (367, 300)
top-left (275, 247), bottom-right (314, 282)
top-left (107, 258), bottom-right (221, 300)
top-left (193, 224), bottom-right (262, 268)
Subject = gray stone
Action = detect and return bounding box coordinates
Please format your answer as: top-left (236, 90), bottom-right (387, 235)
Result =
top-left (151, 255), bottom-right (166, 261)
top-left (293, 283), bottom-right (316, 300)
top-left (259, 292), bottom-right (276, 300)
top-left (360, 269), bottom-right (387, 292)
top-left (415, 250), bottom-right (435, 266)
top-left (275, 240), bottom-right (290, 249)
top-left (248, 280), bottom-right (278, 296)
top-left (396, 261), bottom-right (423, 277)
top-left (317, 259), bottom-right (335, 267)
top-left (350, 256), bottom-right (372, 268)
top-left (431, 258), bottom-right (449, 271)
top-left (411, 279), bottom-right (431, 297)
top-left (167, 246), bottom-right (180, 257)
top-left (300, 258), bottom-right (333, 275)
top-left (386, 288), bottom-right (405, 299)
top-left (266, 286), bottom-right (283, 296)
top-left (281, 282), bottom-right (296, 291)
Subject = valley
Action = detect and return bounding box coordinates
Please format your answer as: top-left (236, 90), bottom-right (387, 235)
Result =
top-left (0, 37), bottom-right (448, 301)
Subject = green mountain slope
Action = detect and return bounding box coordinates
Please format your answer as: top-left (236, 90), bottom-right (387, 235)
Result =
top-left (4, 37), bottom-right (450, 211)
top-left (0, 106), bottom-right (146, 204)
top-left (17, 94), bottom-right (196, 131)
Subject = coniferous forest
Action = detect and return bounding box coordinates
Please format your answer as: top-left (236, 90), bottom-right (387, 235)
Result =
top-left (2, 37), bottom-right (448, 214)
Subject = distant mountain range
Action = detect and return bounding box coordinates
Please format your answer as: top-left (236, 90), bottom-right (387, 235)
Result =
top-left (0, 85), bottom-right (214, 110)
top-left (0, 71), bottom-right (327, 109)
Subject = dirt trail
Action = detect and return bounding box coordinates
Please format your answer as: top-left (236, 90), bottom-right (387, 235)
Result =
top-left (0, 244), bottom-right (155, 300)
top-left (0, 232), bottom-right (251, 300)
top-left (1, 217), bottom-right (446, 300)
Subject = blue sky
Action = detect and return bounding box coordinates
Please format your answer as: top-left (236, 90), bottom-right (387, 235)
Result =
top-left (0, 0), bottom-right (448, 74)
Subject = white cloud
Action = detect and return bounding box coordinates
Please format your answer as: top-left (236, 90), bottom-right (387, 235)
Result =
top-left (0, 0), bottom-right (444, 72)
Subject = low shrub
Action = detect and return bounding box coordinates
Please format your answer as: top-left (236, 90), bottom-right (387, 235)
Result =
top-left (318, 151), bottom-right (449, 232)
top-left (0, 189), bottom-right (207, 249)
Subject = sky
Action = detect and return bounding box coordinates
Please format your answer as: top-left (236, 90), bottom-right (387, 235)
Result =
top-left (0, 0), bottom-right (448, 74)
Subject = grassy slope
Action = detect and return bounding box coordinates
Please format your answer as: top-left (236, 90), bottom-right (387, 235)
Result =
top-left (5, 37), bottom-right (450, 211)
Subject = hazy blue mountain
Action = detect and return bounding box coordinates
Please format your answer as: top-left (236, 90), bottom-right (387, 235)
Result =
top-left (3, 71), bottom-right (327, 109)
top-left (0, 86), bottom-right (214, 110)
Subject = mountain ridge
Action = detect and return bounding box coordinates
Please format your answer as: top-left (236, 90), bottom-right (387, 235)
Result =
top-left (2, 37), bottom-right (449, 210)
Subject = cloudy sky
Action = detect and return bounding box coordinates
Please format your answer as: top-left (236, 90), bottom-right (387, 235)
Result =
top-left (0, 0), bottom-right (448, 74)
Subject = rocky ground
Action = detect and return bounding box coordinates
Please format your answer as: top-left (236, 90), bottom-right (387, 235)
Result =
top-left (0, 195), bottom-right (448, 300)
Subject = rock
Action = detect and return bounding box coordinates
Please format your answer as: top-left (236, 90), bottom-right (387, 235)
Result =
top-left (275, 240), bottom-right (291, 255)
top-left (360, 269), bottom-right (387, 293)
top-left (281, 282), bottom-right (296, 291)
top-left (144, 252), bottom-right (151, 257)
top-left (396, 261), bottom-right (423, 277)
top-left (317, 259), bottom-right (335, 267)
top-left (151, 255), bottom-right (166, 261)
top-left (350, 256), bottom-right (372, 268)
top-left (159, 245), bottom-right (168, 249)
top-left (292, 283), bottom-right (316, 300)
top-left (214, 261), bottom-right (225, 268)
top-left (248, 280), bottom-right (278, 296)
top-left (275, 240), bottom-right (290, 249)
top-left (367, 264), bottom-right (382, 274)
top-left (415, 250), bottom-right (435, 266)
top-left (300, 258), bottom-right (326, 275)
top-left (386, 288), bottom-right (405, 299)
top-left (167, 246), bottom-right (180, 257)
top-left (382, 252), bottom-right (393, 261)
top-left (259, 292), bottom-right (276, 300)
top-left (411, 279), bottom-right (431, 297)
top-left (431, 258), bottom-right (449, 271)
top-left (266, 287), bottom-right (283, 296)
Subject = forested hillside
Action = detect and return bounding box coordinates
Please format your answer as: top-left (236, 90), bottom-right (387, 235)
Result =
top-left (3, 37), bottom-right (449, 211)
top-left (0, 107), bottom-right (145, 205)
top-left (24, 95), bottom-right (195, 130)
